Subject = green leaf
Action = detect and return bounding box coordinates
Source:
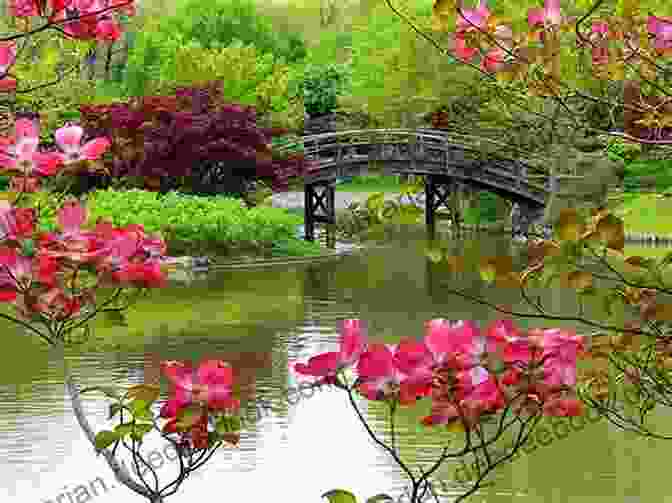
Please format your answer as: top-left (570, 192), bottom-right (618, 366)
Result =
top-left (114, 422), bottom-right (135, 437)
top-left (129, 399), bottom-right (154, 421)
top-left (322, 489), bottom-right (358, 503)
top-left (94, 430), bottom-right (120, 452)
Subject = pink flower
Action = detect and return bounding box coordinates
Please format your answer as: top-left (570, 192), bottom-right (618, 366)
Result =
top-left (648, 16), bottom-right (672, 53)
top-left (583, 21), bottom-right (612, 67)
top-left (38, 200), bottom-right (111, 264)
top-left (94, 17), bottom-right (122, 41)
top-left (53, 125), bottom-right (111, 166)
top-left (481, 46), bottom-right (508, 73)
top-left (529, 328), bottom-right (584, 388)
top-left (452, 0), bottom-right (512, 69)
top-left (159, 359), bottom-right (238, 450)
top-left (356, 343), bottom-right (410, 402)
top-left (57, 199), bottom-right (88, 236)
top-left (424, 319), bottom-right (506, 370)
top-left (0, 201), bottom-right (35, 241)
top-left (527, 0), bottom-right (576, 43)
top-left (48, 0), bottom-right (124, 42)
top-left (0, 245), bottom-right (33, 301)
top-left (0, 119), bottom-right (63, 176)
top-left (456, 0), bottom-right (490, 33)
top-left (457, 375), bottom-right (504, 412)
top-left (160, 359), bottom-right (239, 417)
top-left (293, 319), bottom-right (367, 381)
top-left (450, 321), bottom-right (510, 415)
top-left (0, 42), bottom-right (17, 91)
top-left (9, 0), bottom-right (40, 17)
top-left (502, 327), bottom-right (584, 392)
top-left (453, 33), bottom-right (479, 62)
top-left (392, 337), bottom-right (434, 386)
top-left (527, 0), bottom-right (563, 28)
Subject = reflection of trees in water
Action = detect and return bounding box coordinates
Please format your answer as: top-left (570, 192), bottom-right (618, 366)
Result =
top-left (304, 261), bottom-right (340, 301)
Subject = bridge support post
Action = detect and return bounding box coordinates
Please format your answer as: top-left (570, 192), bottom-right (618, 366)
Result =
top-left (511, 202), bottom-right (547, 241)
top-left (304, 180), bottom-right (336, 246)
top-left (425, 174), bottom-right (454, 239)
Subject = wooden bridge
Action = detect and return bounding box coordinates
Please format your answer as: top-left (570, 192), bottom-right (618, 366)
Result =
top-left (274, 128), bottom-right (567, 241)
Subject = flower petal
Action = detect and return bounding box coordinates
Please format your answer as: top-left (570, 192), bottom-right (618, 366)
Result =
top-left (55, 125), bottom-right (84, 154)
top-left (80, 137), bottom-right (111, 159)
top-left (57, 200), bottom-right (87, 234)
top-left (294, 352), bottom-right (341, 377)
top-left (357, 344), bottom-right (395, 379)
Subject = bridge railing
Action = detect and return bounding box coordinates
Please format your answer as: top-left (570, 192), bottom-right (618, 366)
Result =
top-left (272, 128), bottom-right (568, 203)
top-left (274, 128), bottom-right (551, 174)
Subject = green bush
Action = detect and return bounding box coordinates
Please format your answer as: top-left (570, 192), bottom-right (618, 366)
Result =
top-left (119, 0), bottom-right (308, 126)
top-left (122, 26), bottom-right (188, 97)
top-left (37, 189), bottom-right (323, 257)
top-left (147, 0), bottom-right (306, 64)
top-left (605, 138), bottom-right (643, 163)
top-left (303, 63), bottom-right (351, 117)
top-left (623, 159), bottom-right (672, 192)
top-left (474, 191), bottom-right (500, 223)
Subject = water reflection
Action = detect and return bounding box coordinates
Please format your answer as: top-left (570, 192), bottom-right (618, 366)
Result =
top-left (2, 231), bottom-right (672, 503)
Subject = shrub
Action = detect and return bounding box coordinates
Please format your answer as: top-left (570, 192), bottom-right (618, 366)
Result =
top-left (121, 0), bottom-right (307, 98)
top-left (37, 188), bottom-right (323, 256)
top-left (151, 41), bottom-right (304, 130)
top-left (605, 138), bottom-right (643, 163)
top-left (474, 191), bottom-right (500, 223)
top-left (302, 63), bottom-right (351, 118)
top-left (162, 0), bottom-right (307, 63)
top-left (76, 81), bottom-right (314, 195)
top-left (122, 25), bottom-right (187, 98)
top-left (623, 159), bottom-right (672, 192)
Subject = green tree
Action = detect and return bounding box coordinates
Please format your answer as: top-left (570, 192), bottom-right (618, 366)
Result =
top-left (155, 0), bottom-right (307, 63)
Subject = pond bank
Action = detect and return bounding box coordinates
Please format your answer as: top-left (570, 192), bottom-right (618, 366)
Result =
top-left (162, 240), bottom-right (369, 283)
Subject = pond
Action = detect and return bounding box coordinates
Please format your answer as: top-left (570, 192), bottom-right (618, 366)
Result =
top-left (2, 225), bottom-right (672, 503)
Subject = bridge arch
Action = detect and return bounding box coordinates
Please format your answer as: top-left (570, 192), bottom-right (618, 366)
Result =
top-left (274, 129), bottom-right (559, 241)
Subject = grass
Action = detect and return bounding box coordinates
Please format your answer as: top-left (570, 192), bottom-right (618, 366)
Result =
top-left (336, 174), bottom-right (405, 192)
top-left (286, 174), bottom-right (405, 192)
top-left (622, 244), bottom-right (672, 259)
top-left (612, 191), bottom-right (672, 235)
